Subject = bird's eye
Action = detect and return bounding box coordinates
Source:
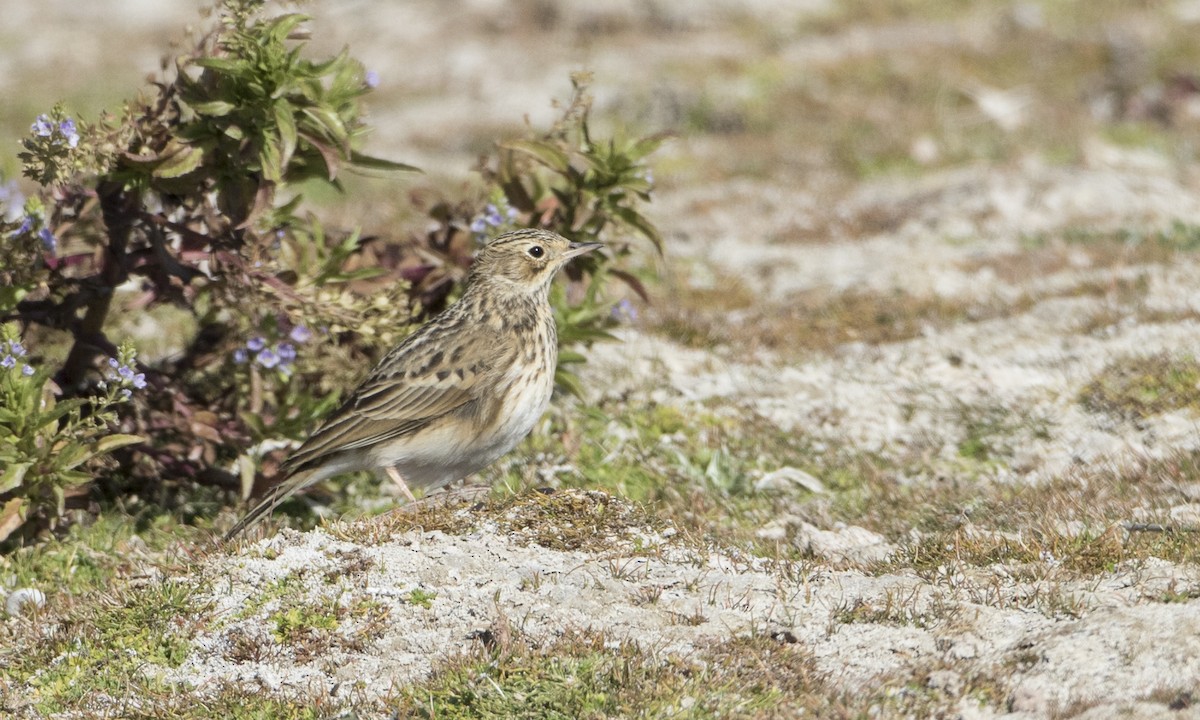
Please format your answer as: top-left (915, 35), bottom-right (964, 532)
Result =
top-left (527, 245), bottom-right (544, 258)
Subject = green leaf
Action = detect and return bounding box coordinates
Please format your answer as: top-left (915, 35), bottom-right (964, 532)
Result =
top-left (274, 99), bottom-right (299, 169)
top-left (348, 151), bottom-right (421, 174)
top-left (0, 462), bottom-right (30, 494)
top-left (0, 498), bottom-right (25, 543)
top-left (89, 434), bottom-right (145, 455)
top-left (612, 206), bottom-right (664, 254)
top-left (629, 134), bottom-right (667, 160)
top-left (505, 140), bottom-right (571, 173)
top-left (189, 100), bottom-right (237, 117)
top-left (192, 57), bottom-right (241, 73)
top-left (554, 367), bottom-right (586, 399)
top-left (153, 144), bottom-right (205, 179)
top-left (264, 13), bottom-right (310, 42)
top-left (301, 106), bottom-right (349, 145)
top-left (260, 136), bottom-right (283, 183)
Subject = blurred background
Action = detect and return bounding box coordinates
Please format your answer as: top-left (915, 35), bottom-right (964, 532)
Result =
top-left (6, 0), bottom-right (1200, 298)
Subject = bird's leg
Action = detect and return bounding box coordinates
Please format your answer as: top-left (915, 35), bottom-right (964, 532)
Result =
top-left (385, 466), bottom-right (418, 503)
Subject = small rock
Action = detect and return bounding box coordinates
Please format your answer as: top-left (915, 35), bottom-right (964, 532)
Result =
top-left (794, 523), bottom-right (895, 564)
top-left (5, 587), bottom-right (46, 616)
top-left (1169, 503), bottom-right (1200, 526)
top-left (755, 521), bottom-right (789, 542)
top-left (754, 467), bottom-right (826, 494)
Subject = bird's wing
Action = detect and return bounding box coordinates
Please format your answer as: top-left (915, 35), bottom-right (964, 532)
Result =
top-left (281, 326), bottom-right (506, 474)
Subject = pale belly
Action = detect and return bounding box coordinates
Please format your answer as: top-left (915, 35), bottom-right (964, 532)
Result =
top-left (368, 364), bottom-right (555, 491)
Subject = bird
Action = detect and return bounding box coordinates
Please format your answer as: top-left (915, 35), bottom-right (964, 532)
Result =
top-left (224, 228), bottom-right (601, 540)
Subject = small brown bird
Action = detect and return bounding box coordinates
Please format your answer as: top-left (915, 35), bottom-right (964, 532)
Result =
top-left (225, 229), bottom-right (601, 540)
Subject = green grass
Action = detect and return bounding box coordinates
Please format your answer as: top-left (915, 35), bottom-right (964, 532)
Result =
top-left (1, 579), bottom-right (203, 715)
top-left (389, 631), bottom-right (832, 719)
top-left (1080, 353), bottom-right (1200, 420)
top-left (0, 509), bottom-right (209, 596)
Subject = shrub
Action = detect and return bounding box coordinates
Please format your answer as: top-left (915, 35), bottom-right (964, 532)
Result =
top-left (0, 0), bottom-right (661, 540)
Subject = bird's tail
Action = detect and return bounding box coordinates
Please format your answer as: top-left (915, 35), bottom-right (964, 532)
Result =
top-left (223, 469), bottom-right (317, 543)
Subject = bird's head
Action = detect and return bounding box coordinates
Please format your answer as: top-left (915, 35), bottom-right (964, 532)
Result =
top-left (470, 229), bottom-right (602, 294)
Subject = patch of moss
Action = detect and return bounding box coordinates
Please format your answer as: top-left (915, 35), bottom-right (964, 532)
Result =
top-left (388, 630), bottom-right (831, 719)
top-left (954, 400), bottom-right (1052, 465)
top-left (1, 580), bottom-right (204, 716)
top-left (406, 588), bottom-right (437, 609)
top-left (0, 510), bottom-right (208, 596)
top-left (270, 603), bottom-right (339, 644)
top-left (1080, 353), bottom-right (1200, 420)
top-left (343, 487), bottom-right (671, 555)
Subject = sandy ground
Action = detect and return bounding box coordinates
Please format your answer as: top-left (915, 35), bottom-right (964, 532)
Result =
top-left (5, 0), bottom-right (1200, 717)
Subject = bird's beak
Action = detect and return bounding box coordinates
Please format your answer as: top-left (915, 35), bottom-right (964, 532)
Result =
top-left (563, 241), bottom-right (603, 260)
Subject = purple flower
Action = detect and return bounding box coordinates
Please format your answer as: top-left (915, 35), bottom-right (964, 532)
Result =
top-left (121, 388), bottom-right (132, 399)
top-left (31, 115), bottom-right (53, 137)
top-left (7, 341), bottom-right (25, 357)
top-left (0, 355), bottom-right (14, 369)
top-left (118, 365), bottom-right (134, 381)
top-left (58, 118), bottom-right (79, 148)
top-left (276, 343), bottom-right (297, 362)
top-left (232, 348), bottom-right (248, 364)
top-left (470, 218), bottom-right (488, 234)
top-left (288, 325), bottom-right (312, 344)
top-left (21, 364), bottom-right (34, 376)
top-left (484, 204), bottom-right (503, 226)
top-left (38, 228), bottom-right (56, 255)
top-left (11, 216), bottom-right (32, 238)
top-left (246, 336), bottom-right (266, 352)
top-left (256, 348), bottom-right (280, 369)
top-left (611, 298), bottom-right (638, 323)
top-left (365, 70), bottom-right (380, 88)
top-left (131, 372), bottom-right (147, 389)
top-left (505, 207), bottom-right (518, 220)
top-left (108, 357), bottom-right (119, 369)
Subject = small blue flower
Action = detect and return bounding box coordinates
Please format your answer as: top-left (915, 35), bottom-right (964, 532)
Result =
top-left (288, 325), bottom-right (312, 344)
top-left (131, 372), bottom-right (147, 390)
top-left (38, 228), bottom-right (56, 255)
top-left (21, 364), bottom-right (34, 376)
top-left (118, 365), bottom-right (134, 381)
top-left (276, 343), bottom-right (297, 362)
top-left (246, 336), bottom-right (266, 352)
top-left (108, 357), bottom-right (120, 369)
top-left (611, 298), bottom-right (638, 323)
top-left (506, 207), bottom-right (518, 220)
top-left (0, 355), bottom-right (14, 369)
top-left (12, 216), bottom-right (32, 238)
top-left (58, 118), bottom-right (79, 148)
top-left (256, 349), bottom-right (280, 369)
top-left (31, 115), bottom-right (53, 137)
top-left (121, 388), bottom-right (132, 399)
top-left (484, 204), bottom-right (503, 226)
top-left (470, 218), bottom-right (488, 234)
top-left (7, 341), bottom-right (25, 357)
top-left (232, 348), bottom-right (248, 364)
top-left (365, 70), bottom-right (380, 88)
